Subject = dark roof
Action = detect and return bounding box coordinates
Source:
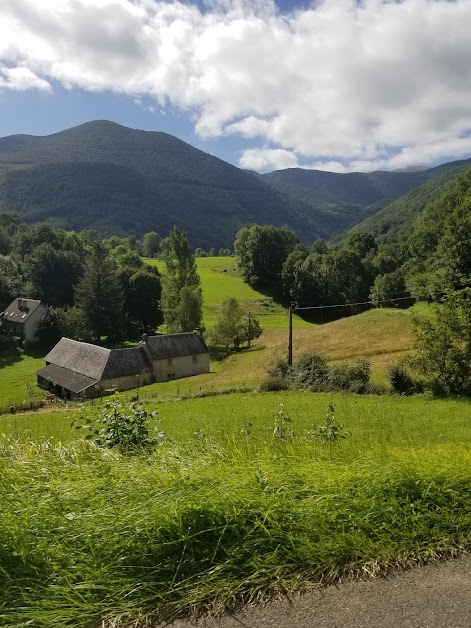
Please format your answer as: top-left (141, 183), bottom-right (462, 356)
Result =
top-left (37, 364), bottom-right (98, 393)
top-left (102, 347), bottom-right (152, 379)
top-left (42, 338), bottom-right (152, 383)
top-left (45, 338), bottom-right (110, 380)
top-left (142, 332), bottom-right (209, 360)
top-left (3, 298), bottom-right (43, 324)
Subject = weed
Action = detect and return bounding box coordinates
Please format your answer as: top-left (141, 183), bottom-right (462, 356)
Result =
top-left (306, 404), bottom-right (347, 443)
top-left (74, 400), bottom-right (165, 453)
top-left (272, 403), bottom-right (294, 440)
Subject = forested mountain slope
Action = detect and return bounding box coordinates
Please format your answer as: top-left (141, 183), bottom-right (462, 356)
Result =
top-left (1, 120), bottom-right (470, 248)
top-left (0, 121), bottom-right (344, 248)
top-left (347, 160), bottom-right (471, 243)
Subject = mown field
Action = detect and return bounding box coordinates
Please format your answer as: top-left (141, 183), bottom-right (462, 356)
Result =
top-left (2, 391), bottom-right (471, 627)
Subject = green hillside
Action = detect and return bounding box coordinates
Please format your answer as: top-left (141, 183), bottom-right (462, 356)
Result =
top-left (348, 162), bottom-right (471, 243)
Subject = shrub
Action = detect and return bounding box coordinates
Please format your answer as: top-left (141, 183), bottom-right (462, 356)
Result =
top-left (75, 400), bottom-right (165, 453)
top-left (267, 357), bottom-right (290, 378)
top-left (289, 352), bottom-right (329, 390)
top-left (388, 363), bottom-right (417, 395)
top-left (259, 374), bottom-right (290, 392)
top-left (329, 357), bottom-right (370, 393)
top-left (0, 332), bottom-right (16, 352)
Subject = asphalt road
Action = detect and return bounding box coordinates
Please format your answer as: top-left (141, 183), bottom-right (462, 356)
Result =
top-left (170, 554), bottom-right (471, 628)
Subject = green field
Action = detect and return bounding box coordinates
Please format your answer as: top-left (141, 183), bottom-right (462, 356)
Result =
top-left (2, 390), bottom-right (471, 626)
top-left (146, 256), bottom-right (313, 329)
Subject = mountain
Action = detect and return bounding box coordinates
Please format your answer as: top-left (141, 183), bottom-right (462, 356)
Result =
top-left (263, 165), bottom-right (456, 208)
top-left (347, 159), bottom-right (471, 243)
top-left (0, 121), bottom-right (341, 248)
top-left (0, 120), bottom-right (470, 248)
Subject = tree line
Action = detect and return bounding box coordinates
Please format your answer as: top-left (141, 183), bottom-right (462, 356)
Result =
top-left (0, 215), bottom-right (205, 345)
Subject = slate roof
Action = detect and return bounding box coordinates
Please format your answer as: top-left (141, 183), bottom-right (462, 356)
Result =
top-left (45, 338), bottom-right (111, 380)
top-left (142, 332), bottom-right (209, 360)
top-left (3, 298), bottom-right (43, 324)
top-left (41, 338), bottom-right (152, 388)
top-left (102, 347), bottom-right (152, 379)
top-left (36, 364), bottom-right (98, 394)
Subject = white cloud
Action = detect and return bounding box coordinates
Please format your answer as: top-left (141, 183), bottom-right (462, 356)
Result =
top-left (0, 65), bottom-right (50, 91)
top-left (239, 147), bottom-right (299, 170)
top-left (1, 0), bottom-right (471, 171)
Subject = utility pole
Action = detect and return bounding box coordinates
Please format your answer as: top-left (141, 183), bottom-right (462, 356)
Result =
top-left (248, 311), bottom-right (252, 348)
top-left (288, 306), bottom-right (293, 366)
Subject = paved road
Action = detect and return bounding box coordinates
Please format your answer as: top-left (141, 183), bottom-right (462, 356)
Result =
top-left (170, 554), bottom-right (471, 627)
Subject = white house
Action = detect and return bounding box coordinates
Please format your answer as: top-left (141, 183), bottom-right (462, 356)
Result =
top-left (2, 298), bottom-right (47, 342)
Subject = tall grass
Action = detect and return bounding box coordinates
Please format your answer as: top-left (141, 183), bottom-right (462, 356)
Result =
top-left (2, 392), bottom-right (471, 626)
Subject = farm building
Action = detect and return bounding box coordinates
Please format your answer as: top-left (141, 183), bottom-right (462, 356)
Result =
top-left (2, 298), bottom-right (47, 342)
top-left (36, 332), bottom-right (210, 399)
top-left (140, 332), bottom-right (209, 382)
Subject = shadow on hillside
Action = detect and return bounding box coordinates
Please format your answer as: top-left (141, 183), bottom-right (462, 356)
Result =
top-left (0, 348), bottom-right (21, 369)
top-left (0, 342), bottom-right (46, 369)
top-left (208, 344), bottom-right (265, 361)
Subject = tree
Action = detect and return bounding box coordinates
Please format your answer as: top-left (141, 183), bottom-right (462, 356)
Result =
top-left (212, 298), bottom-right (262, 353)
top-left (160, 227), bottom-right (203, 333)
top-left (234, 224), bottom-right (299, 290)
top-left (142, 232), bottom-right (161, 258)
top-left (24, 243), bottom-right (83, 306)
top-left (410, 289), bottom-right (471, 395)
top-left (0, 255), bottom-right (23, 309)
top-left (119, 266), bottom-right (163, 332)
top-left (35, 307), bottom-right (62, 348)
top-left (74, 246), bottom-right (124, 340)
top-left (174, 286), bottom-right (203, 332)
top-left (57, 306), bottom-right (93, 342)
top-left (369, 269), bottom-right (407, 307)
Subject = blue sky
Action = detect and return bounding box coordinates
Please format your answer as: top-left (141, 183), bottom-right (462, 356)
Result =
top-left (1, 0), bottom-right (471, 173)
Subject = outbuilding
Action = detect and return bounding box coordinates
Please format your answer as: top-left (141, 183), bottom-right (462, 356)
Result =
top-left (140, 332), bottom-right (210, 382)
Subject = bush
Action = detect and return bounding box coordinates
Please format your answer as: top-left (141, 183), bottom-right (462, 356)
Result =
top-left (267, 358), bottom-right (290, 378)
top-left (289, 352), bottom-right (329, 391)
top-left (259, 374), bottom-right (290, 392)
top-left (388, 363), bottom-right (417, 395)
top-left (329, 357), bottom-right (370, 393)
top-left (75, 400), bottom-right (165, 453)
top-left (0, 332), bottom-right (16, 352)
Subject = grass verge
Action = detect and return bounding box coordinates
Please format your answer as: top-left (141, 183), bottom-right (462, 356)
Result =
top-left (2, 392), bottom-right (471, 626)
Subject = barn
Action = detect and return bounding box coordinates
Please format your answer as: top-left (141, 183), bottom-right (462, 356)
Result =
top-left (36, 332), bottom-right (210, 399)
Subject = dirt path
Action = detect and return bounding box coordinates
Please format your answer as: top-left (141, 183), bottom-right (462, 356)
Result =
top-left (170, 554), bottom-right (471, 627)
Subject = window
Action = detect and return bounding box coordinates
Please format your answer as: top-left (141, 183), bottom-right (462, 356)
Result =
top-left (192, 354), bottom-right (197, 363)
top-left (167, 358), bottom-right (173, 367)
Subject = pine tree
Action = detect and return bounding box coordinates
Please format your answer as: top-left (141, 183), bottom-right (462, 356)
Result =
top-left (160, 227), bottom-right (203, 333)
top-left (74, 245), bottom-right (124, 340)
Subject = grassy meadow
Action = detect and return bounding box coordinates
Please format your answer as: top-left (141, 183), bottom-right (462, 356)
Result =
top-left (3, 391), bottom-right (471, 626)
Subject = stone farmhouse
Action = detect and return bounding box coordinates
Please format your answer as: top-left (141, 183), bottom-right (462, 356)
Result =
top-left (36, 332), bottom-right (210, 399)
top-left (2, 298), bottom-right (47, 342)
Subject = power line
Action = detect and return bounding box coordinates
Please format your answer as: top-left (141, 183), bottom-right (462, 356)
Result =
top-left (293, 295), bottom-right (414, 311)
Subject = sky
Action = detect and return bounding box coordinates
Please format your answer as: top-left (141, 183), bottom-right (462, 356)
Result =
top-left (1, 0), bottom-right (471, 173)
